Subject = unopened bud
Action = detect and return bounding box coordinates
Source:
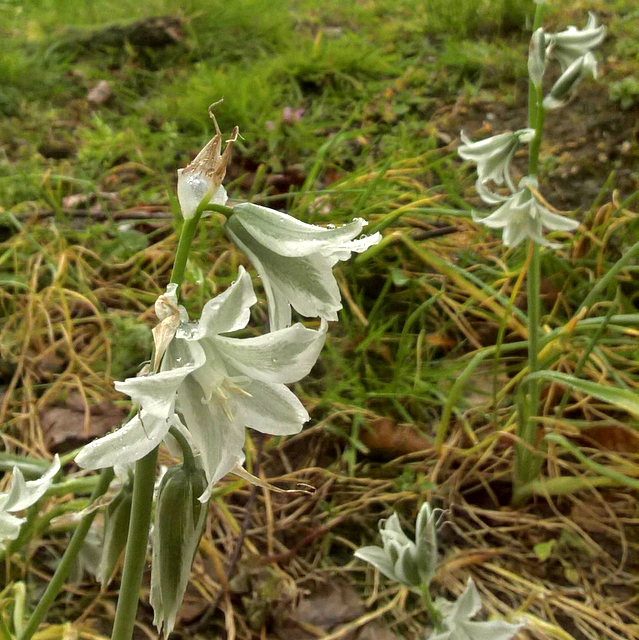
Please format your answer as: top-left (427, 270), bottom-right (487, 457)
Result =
top-left (99, 482), bottom-right (133, 586)
top-left (543, 52), bottom-right (597, 109)
top-left (150, 465), bottom-right (208, 636)
top-left (528, 28), bottom-right (546, 88)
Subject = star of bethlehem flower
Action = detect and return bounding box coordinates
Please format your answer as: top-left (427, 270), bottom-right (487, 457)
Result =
top-left (225, 203), bottom-right (382, 330)
top-left (75, 267), bottom-right (326, 502)
top-left (543, 52), bottom-right (598, 110)
top-left (458, 129), bottom-right (533, 195)
top-left (472, 176), bottom-right (579, 248)
top-left (355, 503), bottom-right (444, 589)
top-left (546, 13), bottom-right (605, 74)
top-left (427, 578), bottom-right (524, 640)
top-left (0, 456), bottom-right (60, 547)
top-left (177, 105), bottom-right (239, 220)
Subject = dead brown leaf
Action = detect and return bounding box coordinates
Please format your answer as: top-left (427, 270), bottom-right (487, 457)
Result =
top-left (273, 581), bottom-right (399, 640)
top-left (40, 391), bottom-right (126, 453)
top-left (87, 80), bottom-right (112, 106)
top-left (360, 418), bottom-right (431, 459)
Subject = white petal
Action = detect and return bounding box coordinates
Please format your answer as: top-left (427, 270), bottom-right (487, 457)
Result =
top-left (188, 266), bottom-right (257, 338)
top-left (539, 208), bottom-right (579, 231)
top-left (115, 340), bottom-right (205, 419)
top-left (322, 232), bottom-right (382, 265)
top-left (0, 511), bottom-right (25, 545)
top-left (449, 579), bottom-right (483, 621)
top-left (176, 377), bottom-right (245, 501)
top-left (75, 412), bottom-right (171, 470)
top-left (229, 203), bottom-right (367, 257)
top-left (213, 321), bottom-right (326, 384)
top-left (236, 379), bottom-right (309, 435)
top-left (2, 455), bottom-right (61, 512)
top-left (460, 620), bottom-right (524, 640)
top-left (231, 223), bottom-right (342, 322)
top-left (354, 546), bottom-right (397, 582)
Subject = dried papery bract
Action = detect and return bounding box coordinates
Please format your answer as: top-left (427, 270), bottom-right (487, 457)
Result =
top-left (177, 104), bottom-right (239, 219)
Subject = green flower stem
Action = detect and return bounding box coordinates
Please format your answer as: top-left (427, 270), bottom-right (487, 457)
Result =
top-left (109, 450), bottom-right (157, 640)
top-left (169, 208), bottom-right (205, 288)
top-left (515, 10), bottom-right (547, 495)
top-left (0, 613), bottom-right (12, 640)
top-left (168, 426), bottom-right (197, 472)
top-left (110, 198), bottom-right (208, 640)
top-left (18, 467), bottom-right (115, 640)
top-left (203, 203), bottom-right (234, 218)
top-left (420, 585), bottom-right (443, 632)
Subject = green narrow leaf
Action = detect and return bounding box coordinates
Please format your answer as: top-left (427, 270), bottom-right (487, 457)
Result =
top-left (527, 370), bottom-right (639, 421)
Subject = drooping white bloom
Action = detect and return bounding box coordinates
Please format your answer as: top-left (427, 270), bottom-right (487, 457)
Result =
top-left (355, 503), bottom-right (444, 589)
top-left (458, 129), bottom-right (534, 196)
top-left (0, 456), bottom-right (61, 547)
top-left (543, 52), bottom-right (598, 110)
top-left (547, 13), bottom-right (605, 73)
top-left (427, 579), bottom-right (524, 640)
top-left (177, 116), bottom-right (239, 219)
top-left (225, 203), bottom-right (381, 330)
top-left (472, 177), bottom-right (578, 248)
top-left (76, 267), bottom-right (326, 501)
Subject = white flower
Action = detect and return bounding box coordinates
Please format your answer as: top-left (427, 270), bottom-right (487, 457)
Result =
top-left (177, 116), bottom-right (239, 219)
top-left (0, 456), bottom-right (61, 547)
top-left (472, 177), bottom-right (578, 248)
top-left (225, 203), bottom-right (381, 330)
top-left (458, 129), bottom-right (533, 196)
top-left (76, 267), bottom-right (326, 501)
top-left (427, 579), bottom-right (524, 640)
top-left (547, 13), bottom-right (605, 73)
top-left (355, 503), bottom-right (444, 589)
top-left (543, 52), bottom-right (598, 110)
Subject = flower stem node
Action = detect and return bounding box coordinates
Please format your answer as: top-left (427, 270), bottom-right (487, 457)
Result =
top-left (177, 109), bottom-right (239, 220)
top-left (150, 464), bottom-right (208, 636)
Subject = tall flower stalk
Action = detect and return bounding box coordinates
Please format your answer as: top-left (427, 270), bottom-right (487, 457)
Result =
top-left (456, 5), bottom-right (605, 498)
top-left (517, 1), bottom-right (546, 492)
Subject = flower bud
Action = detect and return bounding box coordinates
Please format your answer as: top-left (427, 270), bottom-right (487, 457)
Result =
top-left (543, 52), bottom-right (597, 110)
top-left (99, 481), bottom-right (133, 586)
top-left (528, 28), bottom-right (546, 88)
top-left (150, 465), bottom-right (208, 636)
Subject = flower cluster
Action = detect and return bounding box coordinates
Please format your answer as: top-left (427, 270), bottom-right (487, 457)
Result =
top-left (458, 14), bottom-right (604, 248)
top-left (74, 113), bottom-right (381, 633)
top-left (356, 504), bottom-right (523, 640)
top-left (355, 503), bottom-right (444, 589)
